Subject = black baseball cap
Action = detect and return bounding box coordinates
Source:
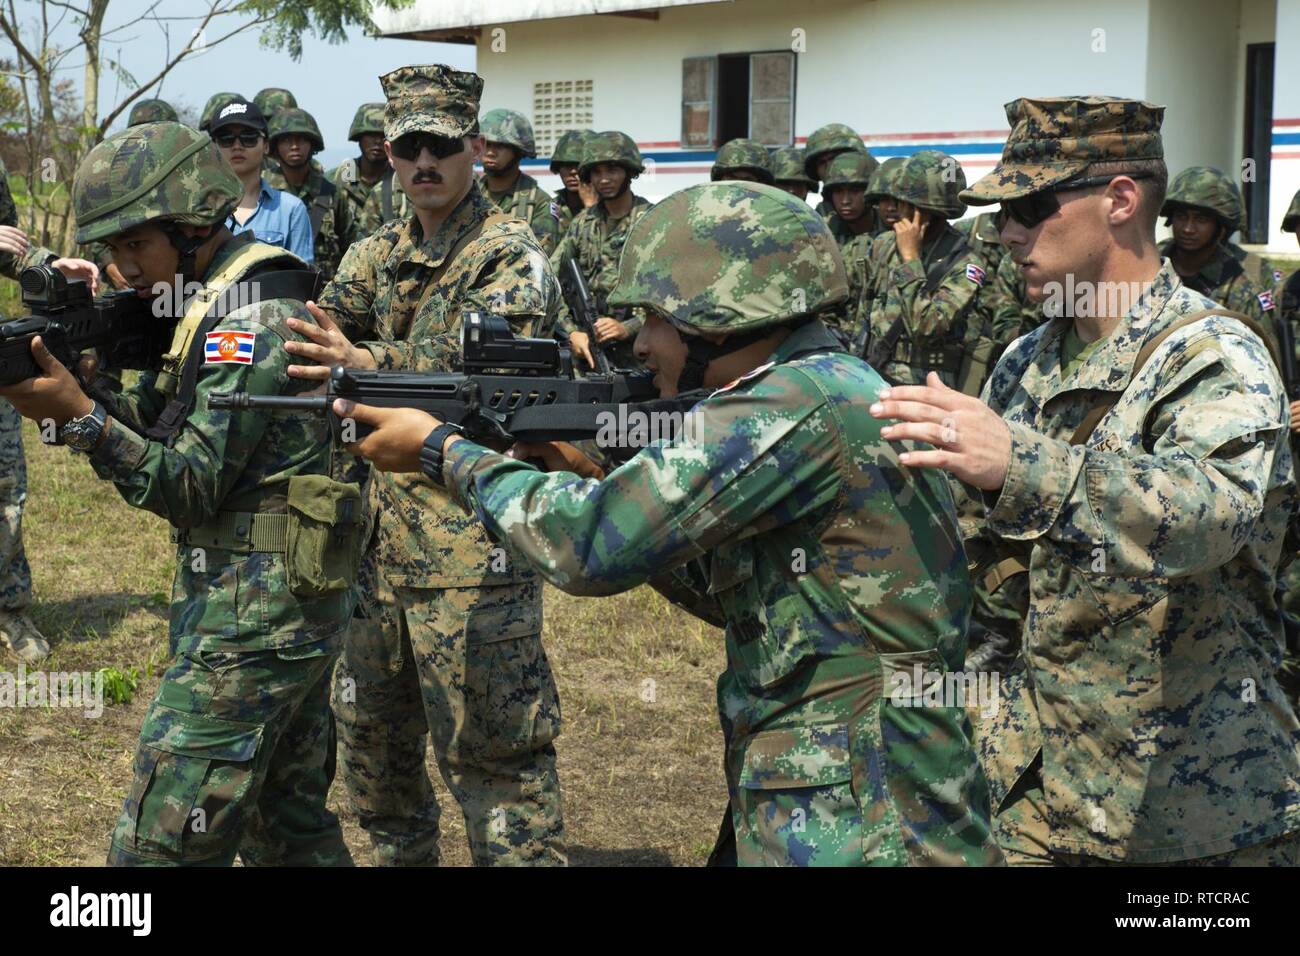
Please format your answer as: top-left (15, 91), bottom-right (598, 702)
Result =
top-left (208, 96), bottom-right (268, 136)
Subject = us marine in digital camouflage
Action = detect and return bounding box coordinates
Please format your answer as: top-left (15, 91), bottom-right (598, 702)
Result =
top-left (0, 120), bottom-right (359, 866)
top-left (326, 180), bottom-right (1004, 868)
top-left (478, 108), bottom-right (564, 256)
top-left (873, 95), bottom-right (1300, 866)
top-left (282, 65), bottom-right (567, 867)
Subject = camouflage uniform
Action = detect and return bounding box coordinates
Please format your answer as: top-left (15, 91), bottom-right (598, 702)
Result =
top-left (127, 98), bottom-right (178, 126)
top-left (328, 103), bottom-right (387, 230)
top-left (548, 129), bottom-right (593, 234)
top-left (710, 138), bottom-right (774, 184)
top-left (438, 182), bottom-right (1002, 866)
top-left (862, 151), bottom-right (992, 394)
top-left (550, 131), bottom-right (652, 368)
top-left (961, 95), bottom-right (1300, 865)
top-left (803, 122), bottom-right (870, 222)
top-left (65, 122), bottom-right (356, 866)
top-left (479, 109), bottom-right (563, 256)
top-left (820, 151), bottom-right (879, 251)
top-left (198, 92), bottom-right (241, 132)
top-left (357, 171), bottom-right (410, 240)
top-left (266, 108), bottom-right (356, 281)
top-left (840, 157), bottom-right (908, 347)
top-left (0, 158), bottom-right (56, 662)
top-left (316, 66), bottom-right (566, 867)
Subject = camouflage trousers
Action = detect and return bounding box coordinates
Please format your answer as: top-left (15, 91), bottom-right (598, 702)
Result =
top-left (996, 758), bottom-right (1300, 866)
top-left (109, 639), bottom-right (352, 866)
top-left (0, 400), bottom-right (32, 612)
top-left (331, 566), bottom-right (565, 866)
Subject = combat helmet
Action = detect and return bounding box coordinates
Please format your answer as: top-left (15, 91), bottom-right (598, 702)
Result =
top-left (770, 146), bottom-right (815, 187)
top-left (803, 123), bottom-right (868, 180)
top-left (269, 108), bottom-right (325, 153)
top-left (550, 129), bottom-right (593, 172)
top-left (820, 151), bottom-right (880, 191)
top-left (1161, 165), bottom-right (1245, 233)
top-left (254, 87), bottom-right (297, 118)
top-left (73, 122), bottom-right (240, 247)
top-left (579, 131), bottom-right (644, 181)
top-left (711, 138), bottom-right (775, 185)
top-left (875, 150), bottom-right (966, 219)
top-left (348, 103), bottom-right (386, 142)
top-left (481, 108), bottom-right (537, 158)
top-left (128, 98), bottom-right (178, 127)
top-left (199, 91), bottom-right (242, 131)
top-left (865, 156), bottom-right (908, 200)
top-left (1283, 188), bottom-right (1300, 233)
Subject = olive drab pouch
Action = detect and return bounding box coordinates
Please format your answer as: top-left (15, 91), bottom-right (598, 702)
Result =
top-left (285, 474), bottom-right (362, 597)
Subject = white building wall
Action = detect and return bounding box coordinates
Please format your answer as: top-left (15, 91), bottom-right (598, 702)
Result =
top-left (1270, 0), bottom-right (1300, 252)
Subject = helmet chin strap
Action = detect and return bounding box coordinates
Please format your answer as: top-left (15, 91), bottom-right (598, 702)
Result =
top-left (162, 224), bottom-right (209, 290)
top-left (675, 326), bottom-right (771, 393)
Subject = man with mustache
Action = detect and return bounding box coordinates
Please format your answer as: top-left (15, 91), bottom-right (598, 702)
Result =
top-left (280, 65), bottom-right (567, 867)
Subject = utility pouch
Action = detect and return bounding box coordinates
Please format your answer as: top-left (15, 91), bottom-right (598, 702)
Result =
top-left (285, 474), bottom-right (362, 597)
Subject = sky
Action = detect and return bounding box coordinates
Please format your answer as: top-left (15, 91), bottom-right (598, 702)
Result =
top-left (16, 0), bottom-right (476, 169)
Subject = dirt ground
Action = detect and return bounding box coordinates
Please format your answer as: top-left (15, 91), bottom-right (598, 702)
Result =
top-left (0, 420), bottom-right (729, 866)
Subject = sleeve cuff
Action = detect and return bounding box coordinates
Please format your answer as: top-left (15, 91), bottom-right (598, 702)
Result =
top-left (88, 418), bottom-right (149, 483)
top-left (443, 439), bottom-right (496, 511)
top-left (986, 420), bottom-right (1081, 540)
top-left (360, 341), bottom-right (405, 371)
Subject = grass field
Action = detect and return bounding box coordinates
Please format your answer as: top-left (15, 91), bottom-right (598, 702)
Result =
top-left (0, 415), bottom-right (729, 866)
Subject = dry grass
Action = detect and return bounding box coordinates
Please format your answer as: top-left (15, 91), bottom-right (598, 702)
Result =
top-left (0, 415), bottom-right (727, 867)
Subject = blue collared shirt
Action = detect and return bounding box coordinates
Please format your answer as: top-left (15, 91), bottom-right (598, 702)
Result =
top-left (226, 179), bottom-right (314, 262)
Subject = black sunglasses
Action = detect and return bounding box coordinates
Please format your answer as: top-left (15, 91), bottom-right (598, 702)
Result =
top-left (997, 172), bottom-right (1154, 230)
top-left (390, 132), bottom-right (466, 161)
top-left (213, 130), bottom-right (263, 149)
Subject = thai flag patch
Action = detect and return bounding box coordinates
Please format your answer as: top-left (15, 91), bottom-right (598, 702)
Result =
top-left (965, 263), bottom-right (986, 286)
top-left (1259, 290), bottom-right (1275, 311)
top-left (1274, 268), bottom-right (1285, 284)
top-left (205, 330), bottom-right (256, 364)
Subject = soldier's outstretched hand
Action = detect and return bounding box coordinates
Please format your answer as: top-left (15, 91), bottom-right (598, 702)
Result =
top-left (286, 302), bottom-right (377, 380)
top-left (869, 371), bottom-right (1012, 491)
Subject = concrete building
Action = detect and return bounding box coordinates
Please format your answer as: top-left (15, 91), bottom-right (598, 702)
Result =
top-left (374, 0), bottom-right (1299, 254)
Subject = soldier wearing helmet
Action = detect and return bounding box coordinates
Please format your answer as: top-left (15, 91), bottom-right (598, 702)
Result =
top-left (328, 102), bottom-right (389, 228)
top-left (281, 64), bottom-right (567, 867)
top-left (550, 130), bottom-right (653, 369)
top-left (820, 150), bottom-right (880, 246)
top-left (803, 122), bottom-right (871, 222)
top-left (266, 107), bottom-right (356, 280)
top-left (478, 108), bottom-right (563, 255)
top-left (710, 138), bottom-right (774, 186)
top-left (839, 156), bottom-right (904, 346)
top-left (0, 120), bottom-right (358, 867)
top-left (859, 150), bottom-right (994, 394)
top-left (127, 98), bottom-right (179, 127)
top-left (253, 86), bottom-right (297, 119)
top-left (548, 128), bottom-right (596, 231)
top-left (769, 145), bottom-right (815, 201)
top-left (1158, 166), bottom-right (1275, 333)
top-left (198, 91), bottom-right (242, 132)
top-left (330, 180), bottom-right (1003, 868)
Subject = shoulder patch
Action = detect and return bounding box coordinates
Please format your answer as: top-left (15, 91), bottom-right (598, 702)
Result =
top-left (965, 262), bottom-right (986, 286)
top-left (1259, 290), bottom-right (1275, 311)
top-left (205, 330), bottom-right (255, 364)
top-left (711, 361), bottom-right (776, 396)
top-left (1274, 269), bottom-right (1285, 284)
top-left (550, 201), bottom-right (560, 222)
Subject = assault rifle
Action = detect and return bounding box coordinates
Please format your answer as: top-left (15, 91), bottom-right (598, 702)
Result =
top-left (0, 265), bottom-right (165, 386)
top-left (559, 257), bottom-right (613, 374)
top-left (1276, 312), bottom-right (1300, 403)
top-left (209, 312), bottom-right (674, 449)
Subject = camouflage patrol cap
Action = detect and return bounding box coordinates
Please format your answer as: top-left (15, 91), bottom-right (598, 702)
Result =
top-left (348, 103), bottom-right (386, 141)
top-left (803, 123), bottom-right (868, 179)
top-left (380, 65), bottom-right (483, 141)
top-left (711, 138), bottom-right (775, 185)
top-left (550, 129), bottom-right (593, 170)
top-left (481, 108), bottom-right (537, 157)
top-left (72, 121), bottom-right (241, 243)
top-left (128, 98), bottom-right (178, 127)
top-left (1161, 166), bottom-right (1245, 230)
top-left (1283, 188), bottom-right (1300, 233)
top-left (962, 96), bottom-right (1165, 204)
top-left (579, 131), bottom-right (644, 180)
top-left (878, 150), bottom-right (966, 219)
top-left (253, 87), bottom-right (297, 117)
top-left (608, 181), bottom-right (848, 334)
top-left (269, 107), bottom-right (325, 152)
top-left (820, 151), bottom-right (880, 190)
top-left (865, 156), bottom-right (907, 200)
top-left (770, 146), bottom-right (815, 186)
top-left (199, 92), bottom-right (242, 131)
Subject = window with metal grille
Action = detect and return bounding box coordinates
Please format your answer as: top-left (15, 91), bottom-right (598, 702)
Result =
top-left (533, 79), bottom-right (595, 157)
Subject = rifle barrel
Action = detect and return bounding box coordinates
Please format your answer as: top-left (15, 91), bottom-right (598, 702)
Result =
top-left (207, 391), bottom-right (331, 412)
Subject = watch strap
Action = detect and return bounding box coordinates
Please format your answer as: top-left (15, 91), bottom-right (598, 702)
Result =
top-left (420, 422), bottom-right (463, 487)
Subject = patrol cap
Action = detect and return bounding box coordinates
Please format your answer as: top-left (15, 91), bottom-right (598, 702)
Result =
top-left (380, 65), bottom-right (483, 141)
top-left (961, 96), bottom-right (1165, 204)
top-left (209, 96), bottom-right (268, 136)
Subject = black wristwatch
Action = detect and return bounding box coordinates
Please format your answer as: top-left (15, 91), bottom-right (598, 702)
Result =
top-left (59, 401), bottom-right (107, 453)
top-left (420, 422), bottom-right (463, 487)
